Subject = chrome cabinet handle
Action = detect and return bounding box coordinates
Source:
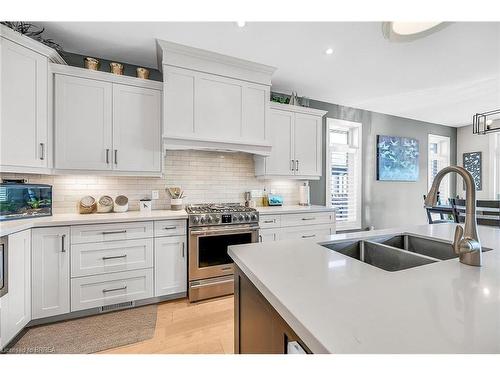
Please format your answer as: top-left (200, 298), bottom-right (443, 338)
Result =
top-left (263, 220), bottom-right (275, 224)
top-left (296, 160), bottom-right (299, 172)
top-left (105, 149), bottom-right (110, 164)
top-left (114, 149), bottom-right (118, 165)
top-left (181, 242), bottom-right (185, 258)
top-left (39, 143), bottom-right (45, 160)
top-left (302, 234), bottom-right (316, 238)
top-left (290, 159), bottom-right (295, 171)
top-left (164, 226), bottom-right (177, 230)
top-left (301, 217), bottom-right (316, 221)
top-left (259, 234), bottom-right (263, 242)
top-left (61, 234), bottom-right (66, 252)
top-left (102, 254), bottom-right (127, 260)
top-left (101, 230), bottom-right (127, 235)
top-left (102, 286), bottom-right (127, 293)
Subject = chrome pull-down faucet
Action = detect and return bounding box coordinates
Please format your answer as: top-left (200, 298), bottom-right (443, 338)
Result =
top-left (424, 165), bottom-right (482, 266)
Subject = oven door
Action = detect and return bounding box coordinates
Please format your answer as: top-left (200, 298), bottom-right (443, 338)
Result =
top-left (189, 224), bottom-right (259, 281)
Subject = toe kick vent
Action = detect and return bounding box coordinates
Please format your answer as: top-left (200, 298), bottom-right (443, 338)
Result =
top-left (99, 301), bottom-right (135, 313)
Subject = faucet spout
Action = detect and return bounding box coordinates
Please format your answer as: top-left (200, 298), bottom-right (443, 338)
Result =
top-left (424, 165), bottom-right (482, 266)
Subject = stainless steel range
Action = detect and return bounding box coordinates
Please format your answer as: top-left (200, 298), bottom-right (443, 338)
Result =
top-left (186, 203), bottom-right (259, 302)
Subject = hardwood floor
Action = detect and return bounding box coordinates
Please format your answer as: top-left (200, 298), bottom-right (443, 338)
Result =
top-left (99, 296), bottom-right (234, 354)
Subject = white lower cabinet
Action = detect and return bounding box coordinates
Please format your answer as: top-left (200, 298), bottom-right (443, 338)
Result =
top-left (32, 227), bottom-right (70, 320)
top-left (0, 230), bottom-right (31, 349)
top-left (259, 229), bottom-right (279, 242)
top-left (71, 269), bottom-right (153, 312)
top-left (154, 236), bottom-right (187, 297)
top-left (71, 238), bottom-right (154, 278)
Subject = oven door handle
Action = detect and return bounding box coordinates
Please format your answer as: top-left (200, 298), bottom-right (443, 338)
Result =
top-left (190, 226), bottom-right (260, 236)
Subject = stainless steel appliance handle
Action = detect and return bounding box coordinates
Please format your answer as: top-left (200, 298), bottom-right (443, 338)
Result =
top-left (106, 149), bottom-right (110, 164)
top-left (102, 254), bottom-right (127, 260)
top-left (102, 286), bottom-right (127, 293)
top-left (190, 225), bottom-right (259, 236)
top-left (190, 279), bottom-right (233, 289)
top-left (61, 234), bottom-right (66, 252)
top-left (39, 143), bottom-right (45, 160)
top-left (114, 149), bottom-right (118, 165)
top-left (101, 230), bottom-right (127, 235)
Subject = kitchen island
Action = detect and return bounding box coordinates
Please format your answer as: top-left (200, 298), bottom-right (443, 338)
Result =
top-left (228, 223), bottom-right (500, 354)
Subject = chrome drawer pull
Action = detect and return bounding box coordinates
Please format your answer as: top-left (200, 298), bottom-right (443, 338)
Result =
top-left (102, 254), bottom-right (127, 260)
top-left (101, 230), bottom-right (127, 235)
top-left (221, 266), bottom-right (232, 271)
top-left (301, 217), bottom-right (316, 221)
top-left (61, 234), bottom-right (66, 252)
top-left (181, 242), bottom-right (185, 258)
top-left (39, 143), bottom-right (45, 160)
top-left (302, 234), bottom-right (316, 238)
top-left (103, 286), bottom-right (127, 293)
top-left (263, 220), bottom-right (275, 224)
top-left (163, 226), bottom-right (177, 230)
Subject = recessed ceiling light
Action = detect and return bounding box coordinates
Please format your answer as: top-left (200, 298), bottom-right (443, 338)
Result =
top-left (236, 21), bottom-right (246, 28)
top-left (325, 48), bottom-right (333, 55)
top-left (382, 22), bottom-right (448, 42)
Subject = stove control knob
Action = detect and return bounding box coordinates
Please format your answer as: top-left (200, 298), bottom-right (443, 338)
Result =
top-left (244, 214), bottom-right (251, 221)
top-left (250, 213), bottom-right (258, 221)
top-left (200, 216), bottom-right (206, 224)
top-left (238, 214), bottom-right (244, 222)
top-left (206, 215), bottom-right (213, 224)
top-left (192, 216), bottom-right (200, 225)
top-left (213, 215), bottom-right (221, 224)
top-left (232, 215), bottom-right (238, 222)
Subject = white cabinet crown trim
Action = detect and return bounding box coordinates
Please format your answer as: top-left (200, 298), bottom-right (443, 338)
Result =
top-left (270, 102), bottom-right (328, 117)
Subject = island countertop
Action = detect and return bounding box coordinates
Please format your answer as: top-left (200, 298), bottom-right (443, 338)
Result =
top-left (228, 223), bottom-right (500, 354)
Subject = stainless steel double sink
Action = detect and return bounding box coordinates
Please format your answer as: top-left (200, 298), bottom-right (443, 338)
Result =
top-left (321, 234), bottom-right (493, 272)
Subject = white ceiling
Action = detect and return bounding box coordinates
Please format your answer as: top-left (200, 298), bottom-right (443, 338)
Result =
top-left (39, 22), bottom-right (500, 127)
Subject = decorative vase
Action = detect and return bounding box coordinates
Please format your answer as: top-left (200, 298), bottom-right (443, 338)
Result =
top-left (136, 67), bottom-right (150, 79)
top-left (84, 57), bottom-right (100, 70)
top-left (109, 62), bottom-right (124, 75)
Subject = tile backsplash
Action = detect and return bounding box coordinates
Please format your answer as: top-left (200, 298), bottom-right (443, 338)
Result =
top-left (1, 150), bottom-right (305, 213)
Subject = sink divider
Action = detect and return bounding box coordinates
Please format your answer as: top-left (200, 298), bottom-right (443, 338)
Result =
top-left (362, 239), bottom-right (442, 263)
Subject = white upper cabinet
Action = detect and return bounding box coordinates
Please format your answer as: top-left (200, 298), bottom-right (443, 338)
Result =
top-left (0, 25), bottom-right (65, 173)
top-left (157, 40), bottom-right (276, 155)
top-left (52, 65), bottom-right (163, 176)
top-left (112, 84), bottom-right (161, 173)
top-left (255, 103), bottom-right (327, 179)
top-left (55, 75), bottom-right (113, 171)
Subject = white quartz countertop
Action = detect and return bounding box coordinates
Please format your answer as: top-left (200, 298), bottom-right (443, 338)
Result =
top-left (0, 210), bottom-right (188, 237)
top-left (228, 223), bottom-right (500, 353)
top-left (256, 205), bottom-right (334, 215)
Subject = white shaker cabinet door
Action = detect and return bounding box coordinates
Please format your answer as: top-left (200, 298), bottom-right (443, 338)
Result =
top-left (154, 236), bottom-right (187, 297)
top-left (112, 84), bottom-right (161, 173)
top-left (32, 227), bottom-right (70, 319)
top-left (163, 67), bottom-right (195, 137)
top-left (294, 112), bottom-right (322, 177)
top-left (241, 84), bottom-right (269, 143)
top-left (54, 74), bottom-right (113, 171)
top-left (0, 230), bottom-right (31, 348)
top-left (0, 37), bottom-right (48, 169)
top-left (264, 109), bottom-right (294, 176)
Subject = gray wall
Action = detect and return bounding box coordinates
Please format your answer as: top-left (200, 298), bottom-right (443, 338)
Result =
top-left (304, 98), bottom-right (457, 230)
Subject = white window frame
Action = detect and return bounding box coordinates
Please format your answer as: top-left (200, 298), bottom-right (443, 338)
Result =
top-left (491, 133), bottom-right (500, 199)
top-left (428, 134), bottom-right (451, 202)
top-left (326, 118), bottom-right (362, 231)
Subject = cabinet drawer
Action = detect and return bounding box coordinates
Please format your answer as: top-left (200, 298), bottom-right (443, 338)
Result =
top-left (259, 215), bottom-right (281, 228)
top-left (71, 238), bottom-right (153, 277)
top-left (280, 212), bottom-right (334, 227)
top-left (154, 220), bottom-right (187, 237)
top-left (71, 221), bottom-right (153, 244)
top-left (71, 269), bottom-right (153, 312)
top-left (259, 228), bottom-right (279, 242)
top-left (281, 224), bottom-right (334, 240)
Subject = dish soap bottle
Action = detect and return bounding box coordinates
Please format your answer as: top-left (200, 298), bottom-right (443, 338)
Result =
top-left (262, 188), bottom-right (268, 206)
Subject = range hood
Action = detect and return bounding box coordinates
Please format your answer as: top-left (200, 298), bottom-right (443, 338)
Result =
top-left (157, 40), bottom-right (276, 156)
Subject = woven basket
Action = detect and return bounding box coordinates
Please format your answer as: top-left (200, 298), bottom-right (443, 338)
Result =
top-left (79, 196), bottom-right (97, 214)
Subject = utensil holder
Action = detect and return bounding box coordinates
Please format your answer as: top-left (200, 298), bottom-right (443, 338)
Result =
top-left (170, 198), bottom-right (183, 211)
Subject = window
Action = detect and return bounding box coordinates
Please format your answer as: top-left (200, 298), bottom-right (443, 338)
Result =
top-left (428, 134), bottom-right (451, 203)
top-left (493, 133), bottom-right (500, 200)
top-left (326, 119), bottom-right (362, 231)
